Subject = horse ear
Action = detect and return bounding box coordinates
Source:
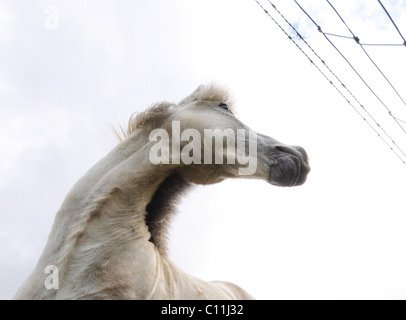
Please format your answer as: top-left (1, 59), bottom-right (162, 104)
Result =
top-left (178, 84), bottom-right (205, 105)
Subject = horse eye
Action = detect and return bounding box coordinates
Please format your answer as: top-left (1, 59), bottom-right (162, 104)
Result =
top-left (218, 102), bottom-right (232, 113)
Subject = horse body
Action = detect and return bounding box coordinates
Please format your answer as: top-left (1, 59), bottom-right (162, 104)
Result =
top-left (14, 84), bottom-right (309, 299)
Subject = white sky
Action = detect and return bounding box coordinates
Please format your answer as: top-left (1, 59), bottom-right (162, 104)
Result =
top-left (1, 0), bottom-right (406, 299)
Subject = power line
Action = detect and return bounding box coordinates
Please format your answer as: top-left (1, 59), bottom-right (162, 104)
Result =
top-left (286, 0), bottom-right (406, 161)
top-left (299, 16), bottom-right (405, 46)
top-left (361, 42), bottom-right (405, 47)
top-left (295, 0), bottom-right (406, 158)
top-left (322, 31), bottom-right (405, 47)
top-left (253, 0), bottom-right (406, 164)
top-left (325, 0), bottom-right (406, 111)
top-left (377, 0), bottom-right (406, 47)
top-left (294, 0), bottom-right (406, 135)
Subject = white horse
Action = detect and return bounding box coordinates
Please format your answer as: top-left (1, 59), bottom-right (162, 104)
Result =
top-left (14, 84), bottom-right (310, 299)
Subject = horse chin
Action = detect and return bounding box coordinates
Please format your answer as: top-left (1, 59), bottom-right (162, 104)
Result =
top-left (267, 155), bottom-right (304, 187)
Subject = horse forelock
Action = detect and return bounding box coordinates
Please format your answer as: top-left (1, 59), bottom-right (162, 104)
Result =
top-left (195, 83), bottom-right (233, 105)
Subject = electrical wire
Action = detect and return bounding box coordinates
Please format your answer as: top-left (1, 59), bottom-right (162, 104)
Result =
top-left (377, 0), bottom-right (406, 46)
top-left (325, 0), bottom-right (406, 110)
top-left (253, 0), bottom-right (406, 164)
top-left (294, 0), bottom-right (406, 135)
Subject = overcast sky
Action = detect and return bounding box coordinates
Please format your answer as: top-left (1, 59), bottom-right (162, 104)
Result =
top-left (1, 0), bottom-right (406, 299)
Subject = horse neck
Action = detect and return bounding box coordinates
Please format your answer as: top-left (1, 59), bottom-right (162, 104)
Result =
top-left (29, 129), bottom-right (177, 297)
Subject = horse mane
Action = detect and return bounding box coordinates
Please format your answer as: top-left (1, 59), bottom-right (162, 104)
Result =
top-left (112, 102), bottom-right (175, 143)
top-left (112, 84), bottom-right (234, 143)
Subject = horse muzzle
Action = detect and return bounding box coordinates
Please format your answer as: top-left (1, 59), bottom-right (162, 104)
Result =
top-left (268, 145), bottom-right (310, 187)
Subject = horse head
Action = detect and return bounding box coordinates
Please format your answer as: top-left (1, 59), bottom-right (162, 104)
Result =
top-left (140, 84), bottom-right (310, 187)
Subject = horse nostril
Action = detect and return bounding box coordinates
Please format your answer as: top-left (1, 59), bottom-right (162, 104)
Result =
top-left (275, 145), bottom-right (308, 163)
top-left (275, 145), bottom-right (296, 155)
top-left (293, 146), bottom-right (308, 163)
